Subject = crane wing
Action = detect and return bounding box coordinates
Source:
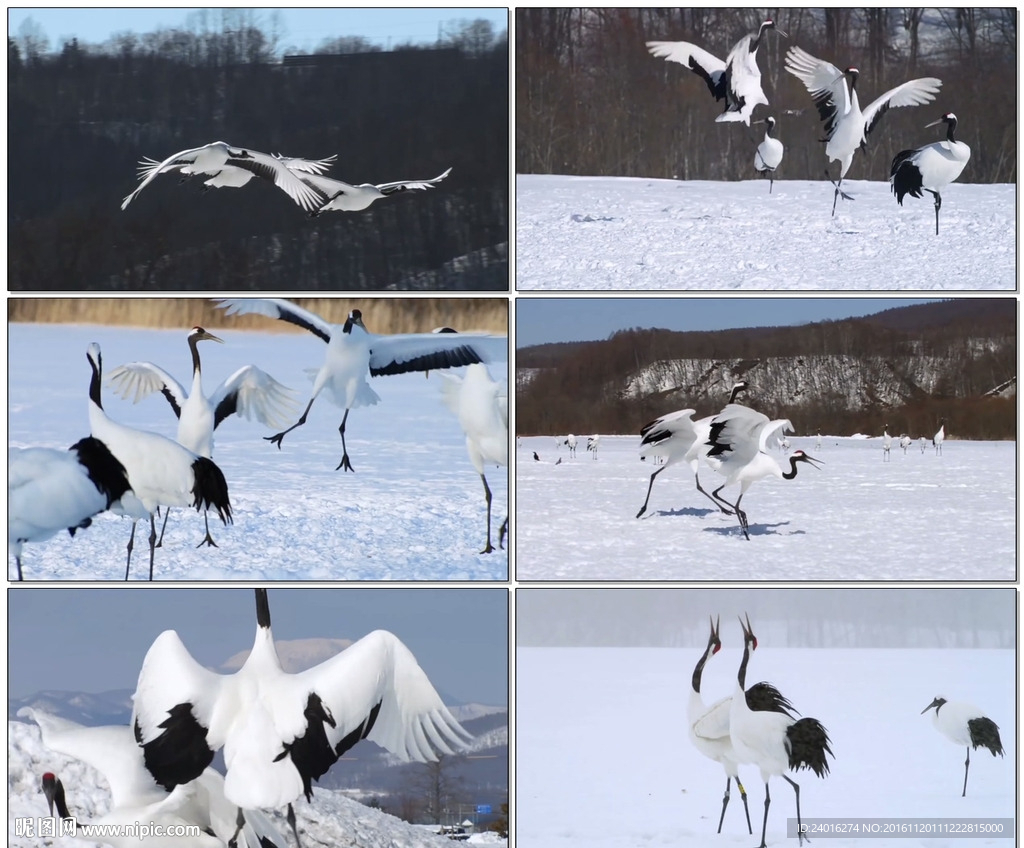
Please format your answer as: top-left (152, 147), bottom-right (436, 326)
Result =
top-left (291, 629), bottom-right (472, 764)
top-left (759, 418), bottom-right (793, 453)
top-left (647, 41), bottom-right (727, 100)
top-left (273, 153), bottom-right (338, 175)
top-left (862, 77), bottom-right (942, 138)
top-left (107, 362), bottom-right (189, 419)
top-left (225, 150), bottom-right (326, 212)
top-left (210, 365), bottom-right (299, 430)
top-left (121, 144), bottom-right (214, 210)
top-left (639, 408), bottom-right (698, 451)
top-left (368, 332), bottom-right (503, 377)
top-left (374, 167), bottom-right (452, 195)
top-left (692, 695), bottom-right (732, 741)
top-left (784, 46), bottom-right (850, 139)
top-left (19, 708), bottom-right (165, 809)
top-left (215, 298), bottom-right (333, 344)
top-left (132, 629), bottom-right (226, 791)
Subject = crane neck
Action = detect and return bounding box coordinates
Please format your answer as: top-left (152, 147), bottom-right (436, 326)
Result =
top-left (188, 335), bottom-right (203, 378)
top-left (945, 120), bottom-right (958, 142)
top-left (783, 456), bottom-right (802, 480)
top-left (737, 640), bottom-right (752, 689)
top-left (691, 644), bottom-right (711, 694)
top-left (88, 352), bottom-right (103, 410)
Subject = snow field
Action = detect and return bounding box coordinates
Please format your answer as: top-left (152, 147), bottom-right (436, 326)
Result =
top-left (516, 435), bottom-right (1014, 580)
top-left (517, 646), bottom-right (1015, 848)
top-left (515, 175), bottom-right (1015, 290)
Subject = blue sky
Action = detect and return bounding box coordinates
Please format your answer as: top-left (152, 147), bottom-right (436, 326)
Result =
top-left (9, 588), bottom-right (508, 705)
top-left (516, 298), bottom-right (945, 347)
top-left (8, 8), bottom-right (508, 53)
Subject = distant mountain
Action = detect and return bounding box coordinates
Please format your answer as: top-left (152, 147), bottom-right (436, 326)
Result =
top-left (517, 300), bottom-right (1016, 438)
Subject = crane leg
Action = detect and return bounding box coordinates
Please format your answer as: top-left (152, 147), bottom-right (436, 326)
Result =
top-left (636, 465), bottom-right (667, 518)
top-left (498, 516), bottom-right (509, 549)
top-left (783, 775), bottom-right (806, 845)
top-left (928, 190), bottom-right (942, 236)
top-left (733, 494), bottom-right (750, 540)
top-left (125, 521), bottom-right (137, 580)
top-left (717, 776), bottom-right (732, 834)
top-left (147, 514), bottom-right (157, 581)
top-left (227, 807), bottom-right (244, 848)
top-left (826, 167), bottom-right (854, 215)
top-left (480, 473), bottom-right (495, 554)
top-left (335, 409), bottom-right (355, 472)
top-left (756, 780), bottom-right (771, 848)
top-left (710, 483), bottom-right (735, 514)
top-left (196, 509), bottom-right (218, 548)
top-left (696, 472), bottom-right (733, 515)
top-left (155, 506), bottom-right (171, 548)
top-left (16, 555), bottom-right (23, 581)
top-left (737, 777), bottom-right (752, 834)
top-left (265, 397), bottom-right (316, 449)
top-left (962, 746), bottom-right (970, 797)
top-left (287, 803), bottom-right (303, 848)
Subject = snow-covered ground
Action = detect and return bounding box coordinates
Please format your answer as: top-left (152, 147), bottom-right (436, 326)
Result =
top-left (8, 322), bottom-right (508, 581)
top-left (517, 646), bottom-right (1015, 848)
top-left (515, 175), bottom-right (1015, 289)
top-left (9, 719), bottom-right (505, 848)
top-left (515, 435), bottom-right (1015, 580)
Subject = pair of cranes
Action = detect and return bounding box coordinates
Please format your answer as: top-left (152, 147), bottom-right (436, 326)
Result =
top-left (637, 382), bottom-right (822, 539)
top-left (647, 21), bottom-right (971, 233)
top-left (689, 615), bottom-right (1004, 846)
top-left (24, 589), bottom-right (471, 848)
top-left (9, 299), bottom-right (508, 577)
top-left (121, 140), bottom-right (452, 216)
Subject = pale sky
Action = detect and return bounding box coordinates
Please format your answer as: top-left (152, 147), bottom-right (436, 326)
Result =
top-left (8, 8), bottom-right (508, 54)
top-left (9, 588), bottom-right (509, 705)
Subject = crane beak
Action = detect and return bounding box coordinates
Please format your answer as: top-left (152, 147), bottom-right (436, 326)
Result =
top-left (198, 330), bottom-right (225, 344)
top-left (925, 117), bottom-right (944, 128)
top-left (800, 452), bottom-right (825, 469)
top-left (921, 697), bottom-right (942, 714)
top-left (774, 26), bottom-right (788, 38)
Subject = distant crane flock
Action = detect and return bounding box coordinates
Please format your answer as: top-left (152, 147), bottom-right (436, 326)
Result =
top-left (648, 21), bottom-right (971, 232)
top-left (8, 300), bottom-right (508, 578)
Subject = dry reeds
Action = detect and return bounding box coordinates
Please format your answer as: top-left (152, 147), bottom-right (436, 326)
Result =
top-left (8, 297), bottom-right (508, 335)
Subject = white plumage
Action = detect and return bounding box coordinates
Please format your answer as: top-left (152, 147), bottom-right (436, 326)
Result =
top-left (439, 363), bottom-right (509, 553)
top-left (882, 425), bottom-right (892, 462)
top-left (933, 418), bottom-right (946, 455)
top-left (689, 616), bottom-right (751, 835)
top-left (86, 343), bottom-right (232, 579)
top-left (215, 298), bottom-right (502, 472)
top-left (647, 20), bottom-right (786, 126)
top-left (921, 696), bottom-right (1004, 796)
top-left (9, 437), bottom-right (131, 580)
top-left (753, 116), bottom-right (784, 193)
top-left (131, 590), bottom-right (470, 833)
top-left (785, 46), bottom-right (942, 214)
top-left (136, 153), bottom-right (337, 195)
top-left (121, 141), bottom-right (327, 212)
top-left (22, 707), bottom-right (285, 848)
top-left (301, 167), bottom-right (452, 214)
top-left (891, 113), bottom-right (971, 235)
top-left (705, 402), bottom-right (822, 539)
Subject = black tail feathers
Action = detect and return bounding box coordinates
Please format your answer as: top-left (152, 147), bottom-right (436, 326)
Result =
top-left (190, 457), bottom-right (232, 525)
top-left (787, 717), bottom-right (833, 778)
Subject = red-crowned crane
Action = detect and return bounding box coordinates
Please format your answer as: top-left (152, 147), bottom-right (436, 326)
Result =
top-left (933, 418), bottom-right (946, 455)
top-left (647, 20), bottom-right (786, 126)
top-left (86, 343), bottom-right (232, 580)
top-left (899, 433), bottom-right (912, 454)
top-left (705, 403), bottom-right (822, 539)
top-left (22, 707), bottom-right (285, 848)
top-left (564, 434), bottom-right (578, 457)
top-left (636, 381), bottom-right (748, 519)
top-left (891, 113), bottom-right (971, 235)
top-left (730, 614), bottom-right (833, 848)
top-left (921, 696), bottom-right (1004, 797)
top-left (754, 117), bottom-right (784, 192)
top-left (215, 299), bottom-right (501, 472)
top-left (586, 434), bottom-right (600, 458)
top-left (136, 153), bottom-right (336, 198)
top-left (9, 437), bottom-right (131, 581)
top-left (688, 616), bottom-right (752, 835)
top-left (121, 141), bottom-right (326, 212)
top-left (300, 167), bottom-right (452, 215)
top-left (108, 326), bottom-right (297, 547)
top-left (438, 363), bottom-right (509, 554)
top-left (882, 425), bottom-right (892, 462)
top-left (131, 589), bottom-right (471, 848)
top-left (784, 46), bottom-right (941, 215)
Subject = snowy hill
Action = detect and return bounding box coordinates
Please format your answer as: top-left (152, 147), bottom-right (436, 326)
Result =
top-left (8, 720), bottom-right (494, 848)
